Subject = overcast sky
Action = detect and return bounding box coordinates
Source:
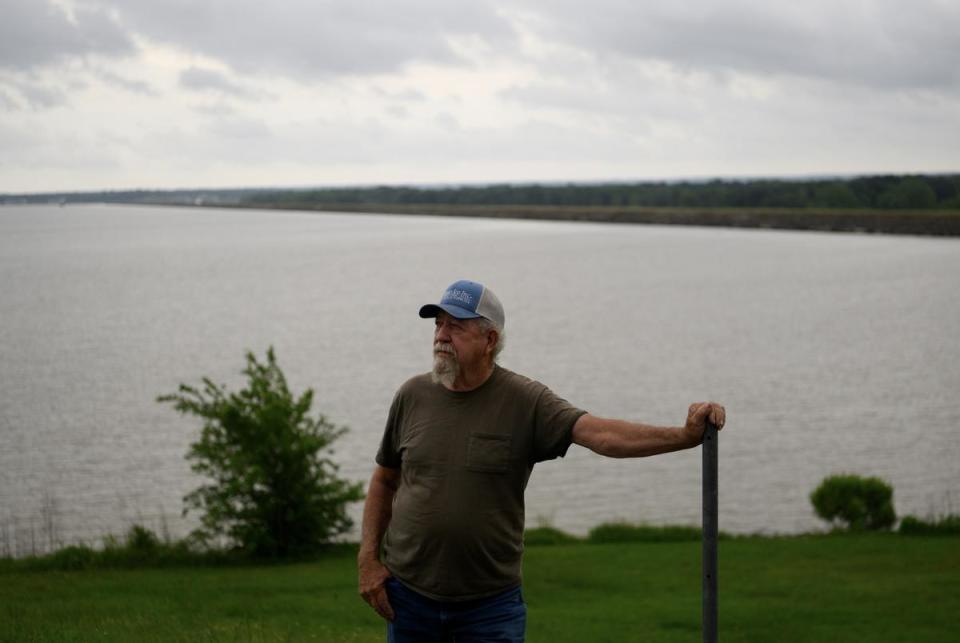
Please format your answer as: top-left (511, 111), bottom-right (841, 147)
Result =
top-left (2, 0), bottom-right (958, 192)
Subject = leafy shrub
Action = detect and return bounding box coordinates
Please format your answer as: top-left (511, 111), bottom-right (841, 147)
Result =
top-left (587, 522), bottom-right (702, 544)
top-left (94, 524), bottom-right (165, 566)
top-left (47, 545), bottom-right (97, 570)
top-left (810, 474), bottom-right (896, 531)
top-left (2, 525), bottom-right (245, 571)
top-left (898, 515), bottom-right (960, 536)
top-left (524, 527), bottom-right (580, 546)
top-left (126, 524), bottom-right (160, 552)
top-left (158, 348), bottom-right (364, 558)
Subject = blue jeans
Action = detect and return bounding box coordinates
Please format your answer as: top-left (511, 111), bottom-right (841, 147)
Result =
top-left (385, 577), bottom-right (526, 643)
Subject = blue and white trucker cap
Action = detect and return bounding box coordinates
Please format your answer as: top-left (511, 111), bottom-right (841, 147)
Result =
top-left (419, 280), bottom-right (505, 329)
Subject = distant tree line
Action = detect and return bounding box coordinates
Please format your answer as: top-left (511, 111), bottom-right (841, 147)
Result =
top-left (246, 174), bottom-right (960, 210)
top-left (0, 189), bottom-right (254, 206)
top-left (4, 174), bottom-right (958, 210)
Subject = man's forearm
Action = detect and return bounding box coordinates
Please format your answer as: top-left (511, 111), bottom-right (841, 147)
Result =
top-left (572, 415), bottom-right (699, 458)
top-left (572, 403), bottom-right (724, 458)
top-left (358, 467), bottom-right (399, 563)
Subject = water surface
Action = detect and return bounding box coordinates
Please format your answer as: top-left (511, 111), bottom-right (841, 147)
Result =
top-left (1, 204), bottom-right (958, 553)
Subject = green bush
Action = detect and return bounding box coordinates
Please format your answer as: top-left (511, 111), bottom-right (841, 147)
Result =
top-left (7, 526), bottom-right (215, 571)
top-left (158, 348), bottom-right (364, 558)
top-left (898, 515), bottom-right (960, 536)
top-left (587, 522), bottom-right (702, 544)
top-left (810, 474), bottom-right (896, 531)
top-left (47, 544), bottom-right (97, 570)
top-left (126, 524), bottom-right (160, 552)
top-left (524, 527), bottom-right (580, 546)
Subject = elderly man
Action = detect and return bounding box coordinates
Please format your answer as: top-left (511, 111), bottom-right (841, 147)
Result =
top-left (358, 279), bottom-right (725, 643)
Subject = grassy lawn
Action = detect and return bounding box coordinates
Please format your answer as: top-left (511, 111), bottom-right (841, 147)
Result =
top-left (2, 534), bottom-right (957, 642)
top-left (524, 535), bottom-right (958, 642)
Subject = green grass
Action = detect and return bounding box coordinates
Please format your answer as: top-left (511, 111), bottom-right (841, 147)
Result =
top-left (2, 534), bottom-right (957, 642)
top-left (525, 534), bottom-right (959, 642)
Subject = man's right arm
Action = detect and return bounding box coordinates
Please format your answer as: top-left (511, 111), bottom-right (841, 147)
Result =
top-left (358, 465), bottom-right (401, 621)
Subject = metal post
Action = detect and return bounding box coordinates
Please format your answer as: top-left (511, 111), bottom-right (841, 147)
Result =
top-left (702, 421), bottom-right (718, 643)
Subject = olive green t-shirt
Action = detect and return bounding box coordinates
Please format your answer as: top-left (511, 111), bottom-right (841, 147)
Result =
top-left (376, 365), bottom-right (587, 601)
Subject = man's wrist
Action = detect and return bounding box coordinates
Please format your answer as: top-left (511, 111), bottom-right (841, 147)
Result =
top-left (358, 547), bottom-right (380, 565)
top-left (679, 424), bottom-right (700, 448)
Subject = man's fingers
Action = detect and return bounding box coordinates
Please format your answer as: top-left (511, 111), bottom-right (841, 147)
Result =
top-left (361, 582), bottom-right (395, 621)
top-left (707, 403), bottom-right (726, 429)
top-left (690, 401), bottom-right (725, 429)
top-left (371, 587), bottom-right (395, 621)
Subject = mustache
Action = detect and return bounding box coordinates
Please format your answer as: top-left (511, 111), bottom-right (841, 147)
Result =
top-left (434, 342), bottom-right (455, 355)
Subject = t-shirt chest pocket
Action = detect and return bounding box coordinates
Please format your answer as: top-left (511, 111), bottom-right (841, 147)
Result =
top-left (466, 432), bottom-right (512, 473)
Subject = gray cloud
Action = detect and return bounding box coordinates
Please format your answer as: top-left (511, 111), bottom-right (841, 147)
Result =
top-left (93, 0), bottom-right (516, 79)
top-left (8, 1), bottom-right (956, 94)
top-left (179, 67), bottom-right (260, 99)
top-left (500, 79), bottom-right (698, 124)
top-left (0, 0), bottom-right (134, 70)
top-left (0, 120), bottom-right (127, 174)
top-left (191, 102), bottom-right (237, 117)
top-left (206, 115), bottom-right (273, 140)
top-left (516, 0), bottom-right (960, 92)
top-left (0, 89), bottom-right (19, 111)
top-left (375, 88), bottom-right (428, 102)
top-left (95, 69), bottom-right (156, 95)
top-left (0, 77), bottom-right (72, 110)
top-left (1, 0), bottom-right (957, 192)
top-left (17, 82), bottom-right (69, 109)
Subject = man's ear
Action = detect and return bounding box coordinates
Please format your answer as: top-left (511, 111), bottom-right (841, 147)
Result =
top-left (486, 329), bottom-right (499, 355)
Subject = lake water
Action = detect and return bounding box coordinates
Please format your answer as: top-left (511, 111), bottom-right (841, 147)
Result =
top-left (1, 204), bottom-right (958, 554)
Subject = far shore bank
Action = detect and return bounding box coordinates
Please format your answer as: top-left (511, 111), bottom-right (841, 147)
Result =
top-left (167, 201), bottom-right (960, 237)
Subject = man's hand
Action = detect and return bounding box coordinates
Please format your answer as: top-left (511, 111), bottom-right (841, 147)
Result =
top-left (683, 401), bottom-right (726, 446)
top-left (358, 557), bottom-right (395, 621)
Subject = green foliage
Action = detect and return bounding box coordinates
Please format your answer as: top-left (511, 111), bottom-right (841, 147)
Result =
top-left (158, 348), bottom-right (364, 558)
top-left (15, 174), bottom-right (960, 211)
top-left (1, 525), bottom-right (231, 572)
top-left (524, 526), bottom-right (581, 546)
top-left (813, 182), bottom-right (861, 208)
top-left (244, 174), bottom-right (960, 210)
top-left (810, 474), bottom-right (896, 531)
top-left (877, 176), bottom-right (938, 209)
top-left (126, 524), bottom-right (160, 552)
top-left (587, 521), bottom-right (703, 543)
top-left (898, 514), bottom-right (960, 536)
top-left (46, 544), bottom-right (98, 570)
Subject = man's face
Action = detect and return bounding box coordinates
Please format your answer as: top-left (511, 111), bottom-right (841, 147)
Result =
top-left (432, 312), bottom-right (491, 377)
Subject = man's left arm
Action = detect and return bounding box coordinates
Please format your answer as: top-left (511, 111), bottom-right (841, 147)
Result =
top-left (571, 402), bottom-right (726, 458)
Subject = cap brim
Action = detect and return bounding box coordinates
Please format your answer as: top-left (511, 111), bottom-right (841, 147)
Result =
top-left (419, 303), bottom-right (482, 319)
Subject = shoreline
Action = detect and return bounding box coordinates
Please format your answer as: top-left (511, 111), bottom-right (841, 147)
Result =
top-left (167, 201), bottom-right (960, 237)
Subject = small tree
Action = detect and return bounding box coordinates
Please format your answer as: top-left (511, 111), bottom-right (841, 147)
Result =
top-left (810, 474), bottom-right (896, 531)
top-left (158, 348), bottom-right (364, 557)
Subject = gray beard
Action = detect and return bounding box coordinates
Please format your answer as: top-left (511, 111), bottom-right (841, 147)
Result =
top-left (431, 352), bottom-right (459, 388)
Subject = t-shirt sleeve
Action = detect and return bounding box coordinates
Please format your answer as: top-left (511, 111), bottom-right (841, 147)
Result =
top-left (375, 389), bottom-right (404, 469)
top-left (530, 385), bottom-right (587, 463)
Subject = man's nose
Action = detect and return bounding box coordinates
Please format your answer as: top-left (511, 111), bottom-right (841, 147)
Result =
top-left (435, 322), bottom-right (451, 341)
